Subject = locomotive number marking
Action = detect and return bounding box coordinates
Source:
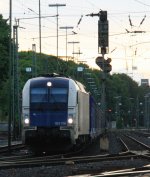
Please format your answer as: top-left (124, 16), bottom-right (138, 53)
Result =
top-left (55, 122), bottom-right (66, 126)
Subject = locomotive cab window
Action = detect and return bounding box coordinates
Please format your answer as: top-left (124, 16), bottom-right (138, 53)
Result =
top-left (30, 87), bottom-right (68, 104)
top-left (30, 88), bottom-right (48, 103)
top-left (49, 88), bottom-right (68, 103)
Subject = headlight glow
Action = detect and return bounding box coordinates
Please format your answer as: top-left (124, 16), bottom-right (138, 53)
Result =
top-left (68, 118), bottom-right (73, 124)
top-left (24, 118), bottom-right (29, 125)
top-left (47, 82), bottom-right (52, 87)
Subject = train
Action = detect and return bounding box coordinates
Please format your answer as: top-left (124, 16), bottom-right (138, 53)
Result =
top-left (22, 73), bottom-right (103, 153)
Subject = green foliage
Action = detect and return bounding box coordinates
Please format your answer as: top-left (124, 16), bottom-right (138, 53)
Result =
top-left (0, 80), bottom-right (9, 120)
top-left (0, 15), bottom-right (9, 84)
top-left (116, 117), bottom-right (124, 129)
top-left (0, 13), bottom-right (150, 124)
top-left (1, 47), bottom-right (150, 124)
top-left (0, 15), bottom-right (9, 120)
top-left (0, 44), bottom-right (9, 82)
top-left (18, 52), bottom-right (150, 128)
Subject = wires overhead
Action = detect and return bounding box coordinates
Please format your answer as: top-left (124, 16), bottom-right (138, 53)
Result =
top-left (126, 14), bottom-right (146, 33)
top-left (139, 15), bottom-right (146, 27)
top-left (76, 15), bottom-right (83, 28)
top-left (110, 47), bottom-right (117, 53)
top-left (134, 0), bottom-right (150, 7)
top-left (128, 14), bottom-right (146, 28)
top-left (129, 15), bottom-right (134, 27)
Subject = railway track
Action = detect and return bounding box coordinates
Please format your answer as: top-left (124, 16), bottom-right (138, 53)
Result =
top-left (0, 152), bottom-right (149, 169)
top-left (0, 143), bottom-right (26, 155)
top-left (0, 130), bottom-right (149, 176)
top-left (119, 133), bottom-right (150, 154)
top-left (0, 132), bottom-right (149, 170)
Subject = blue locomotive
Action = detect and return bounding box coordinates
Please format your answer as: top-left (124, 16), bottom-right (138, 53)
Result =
top-left (22, 74), bottom-right (102, 152)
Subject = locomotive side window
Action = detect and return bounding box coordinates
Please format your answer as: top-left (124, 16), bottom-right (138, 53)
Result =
top-left (31, 88), bottom-right (48, 103)
top-left (49, 88), bottom-right (68, 103)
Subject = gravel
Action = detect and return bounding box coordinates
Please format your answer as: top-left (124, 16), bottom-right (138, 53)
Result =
top-left (0, 131), bottom-right (150, 177)
top-left (0, 158), bottom-right (149, 177)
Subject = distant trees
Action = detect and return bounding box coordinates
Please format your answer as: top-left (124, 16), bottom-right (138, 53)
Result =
top-left (11, 50), bottom-right (150, 127)
top-left (0, 14), bottom-right (9, 83)
top-left (0, 14), bottom-right (9, 120)
top-left (106, 73), bottom-right (150, 127)
top-left (0, 13), bottom-right (149, 126)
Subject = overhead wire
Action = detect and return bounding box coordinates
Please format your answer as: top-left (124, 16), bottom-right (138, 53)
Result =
top-left (11, 1), bottom-right (150, 65)
top-left (133, 0), bottom-right (150, 7)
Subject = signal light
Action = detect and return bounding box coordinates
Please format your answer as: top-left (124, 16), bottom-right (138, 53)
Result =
top-left (96, 57), bottom-right (112, 73)
top-left (100, 47), bottom-right (107, 54)
top-left (98, 10), bottom-right (109, 54)
top-left (100, 11), bottom-right (107, 22)
top-left (105, 58), bottom-right (112, 73)
top-left (96, 56), bottom-right (105, 71)
top-left (98, 20), bottom-right (108, 48)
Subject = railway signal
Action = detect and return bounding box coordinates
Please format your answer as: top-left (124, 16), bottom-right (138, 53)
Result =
top-left (98, 11), bottom-right (109, 54)
top-left (96, 56), bottom-right (112, 73)
top-left (86, 10), bottom-right (109, 54)
top-left (96, 56), bottom-right (105, 71)
top-left (105, 58), bottom-right (112, 73)
top-left (87, 10), bottom-right (110, 132)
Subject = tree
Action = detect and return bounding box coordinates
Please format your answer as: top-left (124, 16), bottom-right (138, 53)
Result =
top-left (0, 14), bottom-right (9, 84)
top-left (0, 14), bottom-right (9, 120)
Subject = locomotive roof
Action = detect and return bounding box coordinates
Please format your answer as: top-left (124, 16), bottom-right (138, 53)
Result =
top-left (28, 74), bottom-right (87, 93)
top-left (38, 73), bottom-right (69, 78)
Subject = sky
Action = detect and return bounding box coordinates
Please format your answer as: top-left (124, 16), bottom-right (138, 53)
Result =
top-left (1, 0), bottom-right (150, 84)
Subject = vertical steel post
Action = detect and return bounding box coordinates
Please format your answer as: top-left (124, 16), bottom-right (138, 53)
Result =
top-left (39, 0), bottom-right (41, 55)
top-left (68, 41), bottom-right (80, 60)
top-left (12, 24), bottom-right (20, 139)
top-left (59, 26), bottom-right (73, 62)
top-left (8, 0), bottom-right (12, 152)
top-left (48, 4), bottom-right (66, 73)
top-left (101, 51), bottom-right (106, 128)
top-left (32, 44), bottom-right (37, 77)
top-left (15, 24), bottom-right (20, 138)
top-left (12, 25), bottom-right (15, 139)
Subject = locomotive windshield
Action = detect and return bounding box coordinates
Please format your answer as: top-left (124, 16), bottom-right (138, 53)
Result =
top-left (30, 87), bottom-right (68, 103)
top-left (49, 88), bottom-right (68, 103)
top-left (30, 87), bottom-right (68, 111)
top-left (31, 88), bottom-right (48, 103)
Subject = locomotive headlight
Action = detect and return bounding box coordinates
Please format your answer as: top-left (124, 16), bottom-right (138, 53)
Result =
top-left (68, 118), bottom-right (73, 124)
top-left (47, 81), bottom-right (52, 87)
top-left (68, 114), bottom-right (74, 125)
top-left (24, 114), bottom-right (30, 126)
top-left (24, 118), bottom-right (30, 125)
